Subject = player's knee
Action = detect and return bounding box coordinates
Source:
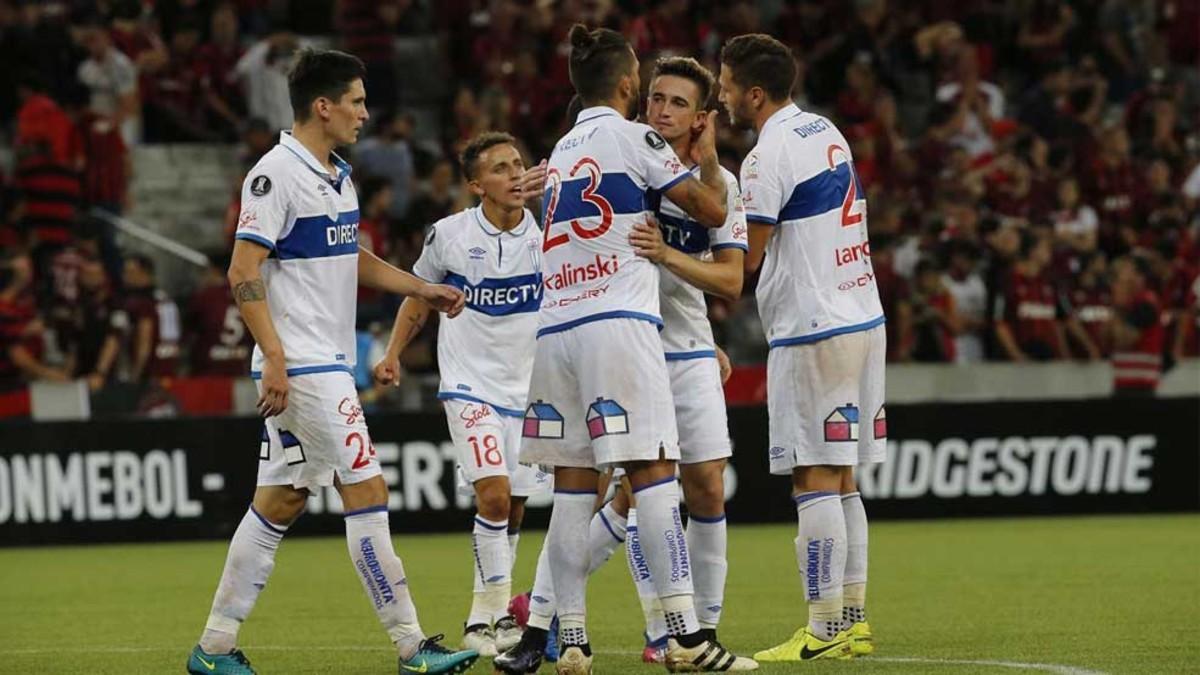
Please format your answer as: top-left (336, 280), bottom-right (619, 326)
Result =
top-left (683, 474), bottom-right (725, 516)
top-left (474, 479), bottom-right (512, 521)
top-left (252, 487), bottom-right (307, 525)
top-left (337, 475), bottom-right (389, 512)
top-left (792, 465), bottom-right (846, 493)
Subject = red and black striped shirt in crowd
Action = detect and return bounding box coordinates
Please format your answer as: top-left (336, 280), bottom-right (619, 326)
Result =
top-left (15, 161), bottom-right (82, 246)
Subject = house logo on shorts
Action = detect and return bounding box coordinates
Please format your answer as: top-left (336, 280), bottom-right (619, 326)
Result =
top-left (874, 405), bottom-right (887, 439)
top-left (824, 405), bottom-right (859, 442)
top-left (586, 398), bottom-right (629, 439)
top-left (523, 401), bottom-right (564, 439)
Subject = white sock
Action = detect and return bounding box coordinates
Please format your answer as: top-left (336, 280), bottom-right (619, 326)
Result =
top-left (344, 507), bottom-right (424, 659)
top-left (842, 491), bottom-right (868, 625)
top-left (625, 508), bottom-right (667, 642)
top-left (686, 513), bottom-right (727, 630)
top-left (588, 501), bottom-right (627, 574)
top-left (468, 515), bottom-right (512, 626)
top-left (631, 479), bottom-right (699, 637)
top-left (528, 542), bottom-right (555, 631)
top-left (546, 490), bottom-right (594, 646)
top-left (508, 529), bottom-right (520, 576)
top-left (795, 491), bottom-right (847, 641)
top-left (200, 507), bottom-right (286, 654)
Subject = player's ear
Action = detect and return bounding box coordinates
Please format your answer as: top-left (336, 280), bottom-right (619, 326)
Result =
top-left (467, 178), bottom-right (485, 199)
top-left (691, 109), bottom-right (708, 133)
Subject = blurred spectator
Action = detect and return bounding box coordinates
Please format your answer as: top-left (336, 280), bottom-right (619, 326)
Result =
top-left (337, 0), bottom-right (401, 111)
top-left (1109, 256), bottom-right (1165, 395)
top-left (1097, 0), bottom-right (1156, 100)
top-left (404, 158), bottom-right (458, 230)
top-left (144, 17), bottom-right (215, 142)
top-left (234, 32), bottom-right (296, 132)
top-left (934, 45), bottom-right (1001, 161)
top-left (0, 252), bottom-right (69, 390)
top-left (910, 258), bottom-right (960, 362)
top-left (871, 234), bottom-right (913, 362)
top-left (1087, 125), bottom-right (1138, 247)
top-left (195, 2), bottom-right (246, 139)
top-left (1050, 177), bottom-right (1099, 253)
top-left (356, 110), bottom-right (416, 221)
top-left (941, 241), bottom-right (987, 363)
top-left (77, 18), bottom-right (141, 145)
top-left (71, 255), bottom-right (122, 384)
top-left (1066, 251), bottom-right (1111, 359)
top-left (107, 255), bottom-right (181, 384)
top-left (993, 232), bottom-right (1069, 361)
top-left (184, 254), bottom-right (251, 376)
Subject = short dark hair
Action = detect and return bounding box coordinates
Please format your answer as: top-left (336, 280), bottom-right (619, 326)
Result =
top-left (720, 34), bottom-right (796, 102)
top-left (567, 24), bottom-right (635, 105)
top-left (127, 253), bottom-right (155, 275)
top-left (460, 132), bottom-right (517, 180)
top-left (652, 56), bottom-right (715, 109)
top-left (288, 48), bottom-right (366, 122)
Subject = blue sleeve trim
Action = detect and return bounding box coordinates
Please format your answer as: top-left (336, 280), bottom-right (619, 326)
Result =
top-left (711, 243), bottom-right (749, 253)
top-left (437, 392), bottom-right (525, 418)
top-left (537, 311), bottom-right (663, 338)
top-left (744, 214), bottom-right (777, 226)
top-left (768, 315), bottom-right (886, 349)
top-left (598, 509), bottom-right (625, 543)
top-left (688, 513), bottom-right (727, 524)
top-left (632, 475), bottom-right (677, 494)
top-left (664, 350), bottom-right (717, 361)
top-left (656, 170), bottom-right (692, 194)
top-left (344, 505), bottom-right (389, 518)
top-left (474, 517), bottom-right (509, 531)
top-left (249, 505), bottom-right (289, 534)
top-left (235, 231), bottom-right (277, 250)
top-left (250, 364), bottom-right (354, 379)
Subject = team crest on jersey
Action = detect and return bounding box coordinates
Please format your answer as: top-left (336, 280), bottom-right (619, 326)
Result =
top-left (873, 405), bottom-right (887, 439)
top-left (644, 130), bottom-right (666, 150)
top-left (523, 401), bottom-right (564, 439)
top-left (586, 398), bottom-right (629, 439)
top-left (527, 239), bottom-right (541, 270)
top-left (250, 175), bottom-right (272, 197)
top-left (824, 404), bottom-right (859, 442)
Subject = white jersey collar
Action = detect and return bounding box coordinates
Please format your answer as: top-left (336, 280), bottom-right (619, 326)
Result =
top-left (763, 103), bottom-right (803, 131)
top-left (574, 106), bottom-right (623, 127)
top-left (279, 131), bottom-right (353, 187)
top-left (473, 206), bottom-right (532, 237)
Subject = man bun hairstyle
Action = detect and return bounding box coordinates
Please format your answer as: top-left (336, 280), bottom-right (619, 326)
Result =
top-left (720, 33), bottom-right (796, 102)
top-left (288, 48), bottom-right (366, 121)
top-left (567, 23), bottom-right (635, 105)
top-left (460, 131), bottom-right (517, 181)
top-left (652, 56), bottom-right (716, 109)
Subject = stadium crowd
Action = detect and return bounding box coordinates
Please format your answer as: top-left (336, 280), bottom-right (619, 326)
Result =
top-left (0, 0), bottom-right (1198, 397)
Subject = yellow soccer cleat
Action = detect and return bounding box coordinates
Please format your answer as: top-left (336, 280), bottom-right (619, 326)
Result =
top-left (845, 621), bottom-right (874, 656)
top-left (752, 626), bottom-right (852, 662)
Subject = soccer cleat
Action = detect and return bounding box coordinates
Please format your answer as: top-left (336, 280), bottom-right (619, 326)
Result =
top-left (845, 621), bottom-right (874, 656)
top-left (752, 626), bottom-right (852, 662)
top-left (493, 628), bottom-right (547, 674)
top-left (665, 638), bottom-right (759, 671)
top-left (494, 616), bottom-right (524, 652)
top-left (400, 634), bottom-right (479, 674)
top-left (555, 645), bottom-right (592, 675)
top-left (187, 645), bottom-right (256, 674)
top-left (642, 633), bottom-right (668, 663)
top-left (508, 592), bottom-right (532, 628)
top-left (463, 623), bottom-right (498, 657)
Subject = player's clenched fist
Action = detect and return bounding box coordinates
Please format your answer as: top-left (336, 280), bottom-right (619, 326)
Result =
top-left (419, 282), bottom-right (466, 317)
top-left (372, 354), bottom-right (402, 387)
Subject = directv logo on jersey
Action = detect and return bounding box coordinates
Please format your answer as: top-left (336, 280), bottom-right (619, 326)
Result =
top-left (544, 254), bottom-right (619, 290)
top-left (443, 272), bottom-right (542, 316)
top-left (326, 221), bottom-right (359, 246)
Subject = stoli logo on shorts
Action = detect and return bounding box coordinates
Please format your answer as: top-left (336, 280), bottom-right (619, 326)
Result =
top-left (459, 403), bottom-right (492, 429)
top-left (338, 397), bottom-right (363, 425)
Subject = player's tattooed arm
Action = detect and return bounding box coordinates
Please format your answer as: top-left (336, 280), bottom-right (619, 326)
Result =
top-left (373, 296), bottom-right (433, 386)
top-left (232, 278), bottom-right (267, 305)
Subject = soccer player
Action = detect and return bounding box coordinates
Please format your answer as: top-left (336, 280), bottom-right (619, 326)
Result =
top-left (372, 132), bottom-right (552, 657)
top-left (186, 49), bottom-right (478, 675)
top-left (495, 24), bottom-right (752, 675)
top-left (719, 34), bottom-right (886, 661)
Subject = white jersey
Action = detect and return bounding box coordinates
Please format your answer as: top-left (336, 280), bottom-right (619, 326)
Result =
top-left (234, 132), bottom-right (360, 378)
top-left (413, 206), bottom-right (542, 416)
top-left (740, 103), bottom-right (884, 348)
top-left (653, 164), bottom-right (747, 358)
top-left (539, 105), bottom-right (691, 336)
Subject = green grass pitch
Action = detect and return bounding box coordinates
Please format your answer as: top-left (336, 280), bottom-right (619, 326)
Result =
top-left (1, 514), bottom-right (1197, 674)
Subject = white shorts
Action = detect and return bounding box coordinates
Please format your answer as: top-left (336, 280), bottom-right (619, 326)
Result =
top-left (767, 325), bottom-right (887, 474)
top-left (521, 319), bottom-right (679, 470)
top-left (668, 357), bottom-right (732, 464)
top-left (445, 399), bottom-right (553, 498)
top-left (257, 370), bottom-right (382, 490)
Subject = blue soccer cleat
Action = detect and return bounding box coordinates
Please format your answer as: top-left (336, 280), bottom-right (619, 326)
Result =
top-left (187, 645), bottom-right (256, 674)
top-left (399, 634), bottom-right (478, 674)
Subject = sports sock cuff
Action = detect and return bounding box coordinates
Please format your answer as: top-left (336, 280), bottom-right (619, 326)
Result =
top-left (474, 515), bottom-right (509, 532)
top-left (249, 505), bottom-right (290, 534)
top-left (343, 506), bottom-right (389, 522)
top-left (794, 491), bottom-right (839, 511)
top-left (841, 491), bottom-right (862, 501)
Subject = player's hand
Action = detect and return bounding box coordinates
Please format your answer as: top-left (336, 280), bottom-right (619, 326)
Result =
top-left (716, 346), bottom-right (733, 384)
top-left (257, 355), bottom-right (289, 418)
top-left (518, 159), bottom-right (548, 201)
top-left (419, 282), bottom-right (466, 318)
top-left (372, 354), bottom-right (402, 387)
top-left (630, 218), bottom-right (668, 263)
top-left (689, 110), bottom-right (720, 166)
